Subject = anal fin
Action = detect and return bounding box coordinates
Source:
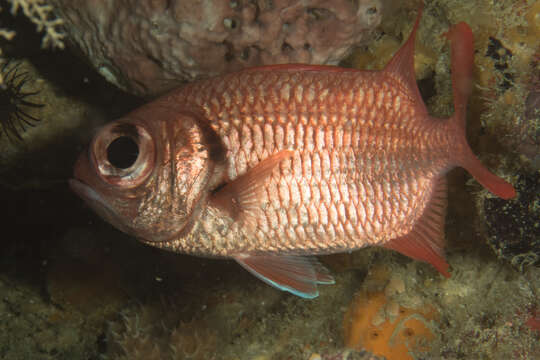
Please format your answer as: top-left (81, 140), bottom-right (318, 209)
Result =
top-left (234, 253), bottom-right (335, 298)
top-left (383, 177), bottom-right (451, 277)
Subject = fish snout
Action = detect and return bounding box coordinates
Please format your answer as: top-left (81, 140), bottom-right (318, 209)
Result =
top-left (69, 119), bottom-right (160, 236)
top-left (68, 177), bottom-right (133, 235)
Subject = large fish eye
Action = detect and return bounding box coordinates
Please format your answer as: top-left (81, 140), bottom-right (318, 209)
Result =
top-left (107, 136), bottom-right (139, 169)
top-left (91, 122), bottom-right (155, 188)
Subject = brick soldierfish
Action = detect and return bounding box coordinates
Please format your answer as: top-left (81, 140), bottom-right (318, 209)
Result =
top-left (70, 7), bottom-right (516, 298)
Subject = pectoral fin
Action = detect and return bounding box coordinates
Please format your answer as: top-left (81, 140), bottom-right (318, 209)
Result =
top-left (210, 150), bottom-right (294, 223)
top-left (234, 253), bottom-right (335, 298)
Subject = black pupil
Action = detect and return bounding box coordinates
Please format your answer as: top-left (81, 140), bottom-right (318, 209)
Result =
top-left (107, 136), bottom-right (139, 169)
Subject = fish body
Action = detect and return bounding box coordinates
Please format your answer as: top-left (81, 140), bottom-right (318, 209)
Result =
top-left (70, 8), bottom-right (515, 298)
top-left (153, 67), bottom-right (449, 261)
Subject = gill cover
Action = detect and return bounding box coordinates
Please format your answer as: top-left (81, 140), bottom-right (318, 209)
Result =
top-left (72, 103), bottom-right (218, 243)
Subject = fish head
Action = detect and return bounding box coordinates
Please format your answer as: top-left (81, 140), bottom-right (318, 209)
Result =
top-left (70, 102), bottom-right (218, 243)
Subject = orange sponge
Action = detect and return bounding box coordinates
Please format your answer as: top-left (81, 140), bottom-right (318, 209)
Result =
top-left (343, 290), bottom-right (437, 360)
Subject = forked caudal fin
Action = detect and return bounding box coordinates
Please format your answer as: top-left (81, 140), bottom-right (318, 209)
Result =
top-left (381, 8), bottom-right (515, 278)
top-left (445, 22), bottom-right (516, 200)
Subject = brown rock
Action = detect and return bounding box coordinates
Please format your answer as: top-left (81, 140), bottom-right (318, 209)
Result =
top-left (51, 0), bottom-right (382, 97)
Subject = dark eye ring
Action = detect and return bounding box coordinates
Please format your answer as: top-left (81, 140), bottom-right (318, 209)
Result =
top-left (91, 122), bottom-right (155, 188)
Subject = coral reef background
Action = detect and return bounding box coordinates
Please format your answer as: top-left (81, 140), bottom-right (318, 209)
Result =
top-left (0, 0), bottom-right (538, 359)
top-left (49, 0), bottom-right (383, 97)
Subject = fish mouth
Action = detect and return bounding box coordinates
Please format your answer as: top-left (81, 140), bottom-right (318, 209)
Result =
top-left (69, 179), bottom-right (111, 211)
top-left (69, 178), bottom-right (127, 232)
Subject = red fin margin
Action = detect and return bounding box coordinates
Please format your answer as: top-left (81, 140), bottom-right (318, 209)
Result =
top-left (383, 177), bottom-right (451, 277)
top-left (461, 153), bottom-right (516, 200)
top-left (234, 253), bottom-right (335, 299)
top-left (443, 21), bottom-right (516, 200)
top-left (444, 22), bottom-right (474, 128)
top-left (383, 3), bottom-right (426, 114)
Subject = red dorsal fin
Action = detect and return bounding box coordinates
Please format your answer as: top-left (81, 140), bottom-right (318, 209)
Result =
top-left (444, 22), bottom-right (516, 200)
top-left (383, 177), bottom-right (450, 277)
top-left (383, 4), bottom-right (426, 114)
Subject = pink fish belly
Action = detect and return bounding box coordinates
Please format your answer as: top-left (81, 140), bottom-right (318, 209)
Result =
top-left (171, 69), bottom-right (451, 256)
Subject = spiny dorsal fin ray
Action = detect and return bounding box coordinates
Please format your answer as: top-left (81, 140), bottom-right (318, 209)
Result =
top-left (383, 4), bottom-right (427, 116)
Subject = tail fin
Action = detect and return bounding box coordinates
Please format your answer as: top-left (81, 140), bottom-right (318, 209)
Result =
top-left (445, 23), bottom-right (474, 128)
top-left (460, 152), bottom-right (516, 199)
top-left (445, 23), bottom-right (516, 200)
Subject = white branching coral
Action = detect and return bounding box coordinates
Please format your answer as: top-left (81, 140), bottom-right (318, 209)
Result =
top-left (0, 1), bottom-right (64, 85)
top-left (6, 0), bottom-right (65, 49)
top-left (0, 27), bottom-right (16, 42)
